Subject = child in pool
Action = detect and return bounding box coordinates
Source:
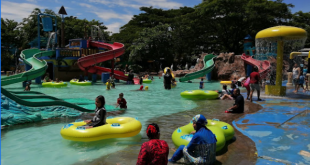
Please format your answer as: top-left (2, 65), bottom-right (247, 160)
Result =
top-left (24, 82), bottom-right (31, 91)
top-left (199, 78), bottom-right (204, 89)
top-left (106, 79), bottom-right (111, 90)
top-left (116, 93), bottom-right (127, 109)
top-left (220, 84), bottom-right (236, 100)
top-left (84, 95), bottom-right (107, 129)
top-left (54, 78), bottom-right (61, 83)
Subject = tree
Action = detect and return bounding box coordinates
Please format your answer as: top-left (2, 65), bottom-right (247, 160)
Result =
top-left (1, 18), bottom-right (23, 70)
top-left (129, 23), bottom-right (173, 70)
top-left (194, 0), bottom-right (294, 54)
top-left (290, 11), bottom-right (310, 47)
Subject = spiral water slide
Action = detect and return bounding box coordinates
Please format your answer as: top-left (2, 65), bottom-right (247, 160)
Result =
top-left (1, 49), bottom-right (92, 112)
top-left (77, 41), bottom-right (140, 84)
top-left (241, 53), bottom-right (270, 79)
top-left (179, 54), bottom-right (216, 82)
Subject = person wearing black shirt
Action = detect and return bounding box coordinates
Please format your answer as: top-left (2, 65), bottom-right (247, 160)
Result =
top-left (225, 88), bottom-right (244, 113)
top-left (164, 69), bottom-right (172, 90)
top-left (127, 70), bottom-right (134, 84)
top-left (139, 75), bottom-right (143, 85)
top-left (84, 95), bottom-right (107, 128)
top-left (79, 75), bottom-right (85, 82)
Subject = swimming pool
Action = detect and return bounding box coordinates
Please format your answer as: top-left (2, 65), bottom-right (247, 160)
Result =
top-left (1, 78), bottom-right (222, 165)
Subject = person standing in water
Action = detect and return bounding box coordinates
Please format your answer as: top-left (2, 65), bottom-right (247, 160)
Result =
top-left (164, 69), bottom-right (172, 90)
top-left (83, 95), bottom-right (107, 129)
top-left (127, 70), bottom-right (134, 84)
top-left (199, 78), bottom-right (204, 89)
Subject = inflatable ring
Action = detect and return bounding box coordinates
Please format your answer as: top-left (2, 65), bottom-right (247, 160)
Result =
top-left (172, 119), bottom-right (234, 152)
top-left (60, 117), bottom-right (142, 142)
top-left (70, 80), bottom-right (92, 86)
top-left (164, 67), bottom-right (175, 79)
top-left (143, 79), bottom-right (152, 84)
top-left (220, 81), bottom-right (232, 85)
top-left (180, 90), bottom-right (218, 100)
top-left (42, 82), bottom-right (67, 87)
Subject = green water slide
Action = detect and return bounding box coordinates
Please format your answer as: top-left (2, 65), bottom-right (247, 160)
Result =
top-left (179, 54), bottom-right (216, 82)
top-left (1, 49), bottom-right (92, 112)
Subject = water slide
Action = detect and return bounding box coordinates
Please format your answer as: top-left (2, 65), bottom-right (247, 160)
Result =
top-left (179, 54), bottom-right (216, 82)
top-left (1, 49), bottom-right (91, 112)
top-left (241, 53), bottom-right (270, 79)
top-left (77, 41), bottom-right (140, 84)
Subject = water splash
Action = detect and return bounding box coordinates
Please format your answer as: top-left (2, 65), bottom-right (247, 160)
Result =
top-left (255, 38), bottom-right (306, 82)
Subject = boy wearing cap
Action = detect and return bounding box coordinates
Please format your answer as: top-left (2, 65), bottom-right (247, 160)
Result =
top-left (169, 114), bottom-right (217, 164)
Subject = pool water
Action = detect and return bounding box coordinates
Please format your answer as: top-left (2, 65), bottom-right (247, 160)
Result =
top-left (1, 78), bottom-right (222, 165)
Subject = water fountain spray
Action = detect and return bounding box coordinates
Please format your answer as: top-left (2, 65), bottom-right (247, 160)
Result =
top-left (255, 26), bottom-right (307, 96)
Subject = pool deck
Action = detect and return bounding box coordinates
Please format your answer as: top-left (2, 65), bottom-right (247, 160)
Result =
top-left (234, 91), bottom-right (310, 165)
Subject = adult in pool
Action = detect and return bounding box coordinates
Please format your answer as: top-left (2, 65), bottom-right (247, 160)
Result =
top-left (83, 95), bottom-right (107, 129)
top-left (79, 75), bottom-right (85, 82)
top-left (225, 88), bottom-right (244, 113)
top-left (169, 114), bottom-right (217, 164)
top-left (139, 75), bottom-right (143, 85)
top-left (164, 69), bottom-right (172, 90)
top-left (137, 123), bottom-right (169, 165)
top-left (127, 70), bottom-right (134, 84)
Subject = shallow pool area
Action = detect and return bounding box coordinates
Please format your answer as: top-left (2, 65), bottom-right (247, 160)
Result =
top-left (1, 78), bottom-right (222, 165)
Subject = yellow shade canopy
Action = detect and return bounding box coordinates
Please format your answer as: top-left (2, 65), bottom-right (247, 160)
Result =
top-left (256, 26), bottom-right (307, 41)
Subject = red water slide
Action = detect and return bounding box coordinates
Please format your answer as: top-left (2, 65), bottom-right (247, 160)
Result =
top-left (77, 41), bottom-right (139, 84)
top-left (241, 53), bottom-right (271, 79)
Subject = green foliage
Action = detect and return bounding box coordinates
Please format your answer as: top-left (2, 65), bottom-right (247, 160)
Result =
top-left (1, 18), bottom-right (23, 69)
top-left (5, 8), bottom-right (110, 50)
top-left (289, 11), bottom-right (310, 47)
top-left (194, 0), bottom-right (293, 53)
top-left (129, 23), bottom-right (172, 63)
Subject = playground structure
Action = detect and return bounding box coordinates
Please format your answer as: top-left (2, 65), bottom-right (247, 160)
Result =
top-left (77, 39), bottom-right (140, 84)
top-left (241, 54), bottom-right (270, 79)
top-left (179, 54), bottom-right (216, 82)
top-left (255, 26), bottom-right (307, 96)
top-left (286, 51), bottom-right (310, 87)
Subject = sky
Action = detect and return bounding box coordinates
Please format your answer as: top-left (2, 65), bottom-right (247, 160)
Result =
top-left (1, 0), bottom-right (310, 33)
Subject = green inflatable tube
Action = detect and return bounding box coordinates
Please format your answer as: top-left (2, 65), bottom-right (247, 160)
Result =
top-left (142, 79), bottom-right (152, 84)
top-left (42, 82), bottom-right (68, 87)
top-left (180, 90), bottom-right (219, 100)
top-left (171, 119), bottom-right (235, 152)
top-left (70, 80), bottom-right (92, 86)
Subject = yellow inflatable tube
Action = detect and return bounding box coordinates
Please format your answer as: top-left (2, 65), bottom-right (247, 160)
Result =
top-left (60, 117), bottom-right (142, 142)
top-left (220, 81), bottom-right (232, 85)
top-left (164, 67), bottom-right (175, 79)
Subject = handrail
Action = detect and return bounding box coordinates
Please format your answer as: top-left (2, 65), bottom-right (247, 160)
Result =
top-left (290, 51), bottom-right (310, 59)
